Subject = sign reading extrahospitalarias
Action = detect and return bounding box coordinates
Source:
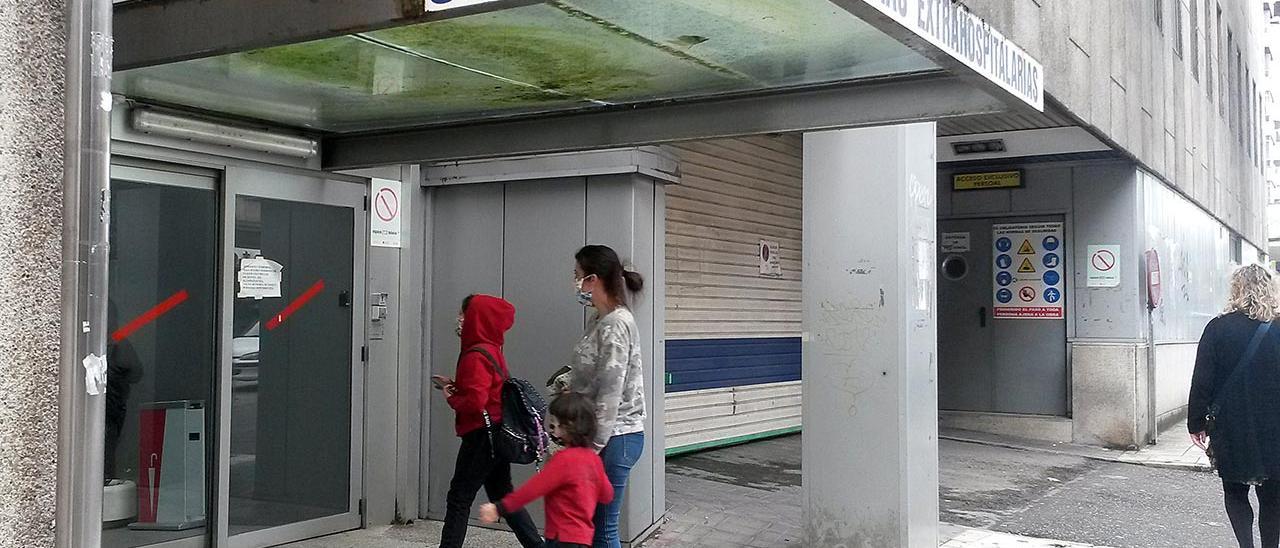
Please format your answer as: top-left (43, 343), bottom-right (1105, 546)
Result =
top-left (860, 0), bottom-right (1044, 111)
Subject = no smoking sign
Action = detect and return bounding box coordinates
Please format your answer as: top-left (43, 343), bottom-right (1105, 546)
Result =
top-left (1086, 245), bottom-right (1120, 288)
top-left (370, 178), bottom-right (402, 248)
top-left (374, 187), bottom-right (399, 223)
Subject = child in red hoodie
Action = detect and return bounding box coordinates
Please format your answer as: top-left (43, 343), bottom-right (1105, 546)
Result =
top-left (480, 392), bottom-right (614, 548)
top-left (435, 294), bottom-right (542, 548)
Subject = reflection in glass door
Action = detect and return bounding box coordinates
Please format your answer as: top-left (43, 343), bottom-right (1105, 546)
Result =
top-left (103, 165), bottom-right (218, 548)
top-left (221, 171), bottom-right (365, 547)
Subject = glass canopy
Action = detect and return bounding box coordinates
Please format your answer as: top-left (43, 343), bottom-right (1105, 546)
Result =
top-left (113, 0), bottom-right (937, 133)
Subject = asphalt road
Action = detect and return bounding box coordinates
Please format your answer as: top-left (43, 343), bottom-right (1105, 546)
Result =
top-left (667, 434), bottom-right (1244, 548)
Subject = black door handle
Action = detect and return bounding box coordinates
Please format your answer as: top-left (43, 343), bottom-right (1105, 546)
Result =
top-left (979, 306), bottom-right (987, 328)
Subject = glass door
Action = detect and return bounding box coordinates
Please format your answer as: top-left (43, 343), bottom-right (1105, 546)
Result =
top-left (103, 163), bottom-right (218, 548)
top-left (217, 167), bottom-right (365, 548)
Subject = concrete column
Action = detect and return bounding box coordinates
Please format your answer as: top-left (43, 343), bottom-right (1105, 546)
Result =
top-left (0, 1), bottom-right (66, 547)
top-left (802, 124), bottom-right (938, 548)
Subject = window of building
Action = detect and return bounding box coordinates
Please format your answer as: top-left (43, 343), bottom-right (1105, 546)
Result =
top-left (1257, 84), bottom-right (1263, 163)
top-left (1231, 233), bottom-right (1243, 264)
top-left (1190, 0), bottom-right (1199, 78)
top-left (1249, 78), bottom-right (1256, 159)
top-left (1205, 0), bottom-right (1214, 98)
top-left (1238, 51), bottom-right (1244, 143)
top-left (1173, 0), bottom-right (1184, 57)
top-left (1223, 26), bottom-right (1231, 118)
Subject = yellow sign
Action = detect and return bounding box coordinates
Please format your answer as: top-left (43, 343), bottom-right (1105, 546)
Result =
top-left (1018, 258), bottom-right (1036, 273)
top-left (954, 171), bottom-right (1022, 191)
top-left (1018, 240), bottom-right (1035, 255)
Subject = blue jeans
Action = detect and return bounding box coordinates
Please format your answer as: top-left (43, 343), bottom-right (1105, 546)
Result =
top-left (593, 431), bottom-right (644, 548)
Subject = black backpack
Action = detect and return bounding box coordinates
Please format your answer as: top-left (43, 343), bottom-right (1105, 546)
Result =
top-left (468, 347), bottom-right (550, 465)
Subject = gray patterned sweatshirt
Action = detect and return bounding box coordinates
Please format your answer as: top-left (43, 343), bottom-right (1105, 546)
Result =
top-left (567, 307), bottom-right (646, 450)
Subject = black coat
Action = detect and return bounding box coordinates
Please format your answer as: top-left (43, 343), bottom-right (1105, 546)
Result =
top-left (1188, 311), bottom-right (1280, 483)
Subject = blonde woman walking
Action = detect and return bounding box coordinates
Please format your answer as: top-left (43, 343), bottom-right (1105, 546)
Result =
top-left (1189, 264), bottom-right (1280, 548)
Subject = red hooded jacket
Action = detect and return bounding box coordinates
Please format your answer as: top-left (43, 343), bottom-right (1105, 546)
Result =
top-left (447, 294), bottom-right (515, 436)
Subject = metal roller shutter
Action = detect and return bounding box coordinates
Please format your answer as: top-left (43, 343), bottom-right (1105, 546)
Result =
top-left (663, 135), bottom-right (803, 454)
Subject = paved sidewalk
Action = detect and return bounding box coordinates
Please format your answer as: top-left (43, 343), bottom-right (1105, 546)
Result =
top-left (939, 524), bottom-right (1109, 547)
top-left (940, 421), bottom-right (1209, 472)
top-left (288, 426), bottom-right (1209, 548)
top-left (285, 520), bottom-right (1111, 548)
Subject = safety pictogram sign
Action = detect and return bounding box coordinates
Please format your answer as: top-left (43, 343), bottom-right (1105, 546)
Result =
top-left (1087, 244), bottom-right (1120, 288)
top-left (371, 178), bottom-right (402, 248)
top-left (993, 222), bottom-right (1065, 320)
top-left (1018, 286), bottom-right (1036, 302)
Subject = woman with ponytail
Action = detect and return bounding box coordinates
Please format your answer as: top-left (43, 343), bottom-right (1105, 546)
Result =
top-left (565, 244), bottom-right (646, 548)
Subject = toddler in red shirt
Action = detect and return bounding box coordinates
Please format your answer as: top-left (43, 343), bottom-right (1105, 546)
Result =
top-left (480, 393), bottom-right (613, 548)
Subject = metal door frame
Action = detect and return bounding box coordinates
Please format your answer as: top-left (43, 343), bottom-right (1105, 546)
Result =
top-left (217, 166), bottom-right (367, 548)
top-left (106, 161), bottom-right (220, 548)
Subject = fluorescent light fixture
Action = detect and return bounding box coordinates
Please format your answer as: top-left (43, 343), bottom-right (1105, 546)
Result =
top-left (951, 139), bottom-right (1007, 155)
top-left (130, 109), bottom-right (318, 159)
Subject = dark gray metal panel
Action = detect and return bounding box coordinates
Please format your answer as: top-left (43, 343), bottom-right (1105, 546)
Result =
top-left (938, 214), bottom-right (1069, 415)
top-left (937, 218), bottom-right (997, 412)
top-left (396, 165), bottom-right (424, 522)
top-left (992, 215), bottom-right (1068, 415)
top-left (500, 177), bottom-right (588, 527)
top-left (366, 246), bottom-right (401, 526)
top-left (425, 184), bottom-right (504, 518)
top-left (1011, 166), bottom-right (1074, 213)
top-left (950, 184), bottom-right (1014, 215)
top-left (648, 182), bottom-right (666, 529)
top-left (324, 75), bottom-right (1008, 168)
top-left (585, 174), bottom-right (660, 539)
top-left (114, 0), bottom-right (544, 70)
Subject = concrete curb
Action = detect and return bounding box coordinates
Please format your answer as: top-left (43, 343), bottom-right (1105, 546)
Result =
top-left (940, 430), bottom-right (1213, 473)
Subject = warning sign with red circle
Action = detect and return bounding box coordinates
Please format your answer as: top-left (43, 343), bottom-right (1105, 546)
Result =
top-left (1086, 245), bottom-right (1120, 288)
top-left (371, 178), bottom-right (402, 248)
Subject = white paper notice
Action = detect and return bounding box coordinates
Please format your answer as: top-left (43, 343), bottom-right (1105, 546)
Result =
top-left (238, 257), bottom-right (283, 299)
top-left (1086, 245), bottom-right (1121, 288)
top-left (759, 240), bottom-right (782, 278)
top-left (940, 232), bottom-right (971, 253)
top-left (83, 353), bottom-right (107, 395)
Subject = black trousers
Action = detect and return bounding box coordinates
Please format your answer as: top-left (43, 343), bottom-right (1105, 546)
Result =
top-left (1224, 480), bottom-right (1280, 548)
top-left (440, 429), bottom-right (543, 548)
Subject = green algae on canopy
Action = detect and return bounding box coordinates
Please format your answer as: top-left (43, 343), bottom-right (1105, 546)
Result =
top-left (368, 3), bottom-right (744, 103)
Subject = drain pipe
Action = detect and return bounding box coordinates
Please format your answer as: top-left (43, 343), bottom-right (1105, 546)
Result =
top-left (55, 0), bottom-right (112, 546)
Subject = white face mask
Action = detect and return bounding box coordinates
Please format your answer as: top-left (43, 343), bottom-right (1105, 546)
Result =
top-left (574, 276), bottom-right (594, 307)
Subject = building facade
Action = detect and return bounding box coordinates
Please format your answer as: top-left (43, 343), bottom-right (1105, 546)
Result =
top-left (0, 1), bottom-right (1268, 548)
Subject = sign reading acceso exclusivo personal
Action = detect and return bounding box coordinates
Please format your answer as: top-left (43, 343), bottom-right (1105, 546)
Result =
top-left (863, 0), bottom-right (1044, 111)
top-left (992, 222), bottom-right (1064, 320)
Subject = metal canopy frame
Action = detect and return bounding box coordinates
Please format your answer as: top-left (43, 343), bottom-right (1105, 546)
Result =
top-left (113, 0), bottom-right (545, 70)
top-left (322, 73), bottom-right (1009, 169)
top-left (116, 0), bottom-right (1046, 170)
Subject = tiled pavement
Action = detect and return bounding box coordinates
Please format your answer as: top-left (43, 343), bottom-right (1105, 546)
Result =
top-left (289, 425), bottom-right (1212, 548)
top-left (640, 435), bottom-right (1110, 548)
